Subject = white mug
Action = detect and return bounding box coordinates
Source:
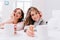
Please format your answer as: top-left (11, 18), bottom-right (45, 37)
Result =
top-left (35, 25), bottom-right (48, 40)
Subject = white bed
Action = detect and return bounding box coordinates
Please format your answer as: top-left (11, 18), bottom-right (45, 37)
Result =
top-left (0, 25), bottom-right (47, 40)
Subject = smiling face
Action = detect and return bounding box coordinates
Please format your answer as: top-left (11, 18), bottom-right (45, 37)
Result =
top-left (25, 7), bottom-right (42, 25)
top-left (10, 8), bottom-right (24, 23)
top-left (30, 10), bottom-right (41, 22)
top-left (12, 8), bottom-right (23, 21)
top-left (14, 10), bottom-right (22, 20)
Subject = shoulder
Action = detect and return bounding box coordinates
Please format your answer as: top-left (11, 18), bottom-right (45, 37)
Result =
top-left (18, 21), bottom-right (24, 24)
top-left (16, 21), bottom-right (24, 30)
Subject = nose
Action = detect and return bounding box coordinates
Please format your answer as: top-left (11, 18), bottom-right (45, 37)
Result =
top-left (33, 14), bottom-right (37, 18)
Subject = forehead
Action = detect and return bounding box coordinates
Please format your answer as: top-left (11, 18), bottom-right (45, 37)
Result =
top-left (16, 10), bottom-right (21, 13)
top-left (30, 10), bottom-right (37, 14)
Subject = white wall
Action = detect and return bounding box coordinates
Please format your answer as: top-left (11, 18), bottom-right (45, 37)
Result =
top-left (32, 0), bottom-right (60, 21)
top-left (45, 0), bottom-right (60, 20)
top-left (1, 0), bottom-right (60, 21)
top-left (0, 0), bottom-right (16, 21)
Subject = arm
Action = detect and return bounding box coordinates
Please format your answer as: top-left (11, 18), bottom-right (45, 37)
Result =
top-left (0, 22), bottom-right (5, 29)
top-left (0, 19), bottom-right (13, 29)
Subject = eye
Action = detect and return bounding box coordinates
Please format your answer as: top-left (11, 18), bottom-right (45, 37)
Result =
top-left (35, 12), bottom-right (38, 14)
top-left (35, 13), bottom-right (37, 14)
top-left (14, 14), bottom-right (15, 16)
top-left (31, 14), bottom-right (34, 16)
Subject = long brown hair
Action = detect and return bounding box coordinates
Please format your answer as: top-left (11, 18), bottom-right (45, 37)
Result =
top-left (24, 7), bottom-right (42, 26)
top-left (13, 8), bottom-right (24, 23)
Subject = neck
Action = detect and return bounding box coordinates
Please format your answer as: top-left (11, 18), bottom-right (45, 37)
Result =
top-left (13, 19), bottom-right (18, 24)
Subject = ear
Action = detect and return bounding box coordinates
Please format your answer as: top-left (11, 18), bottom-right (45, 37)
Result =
top-left (39, 11), bottom-right (42, 17)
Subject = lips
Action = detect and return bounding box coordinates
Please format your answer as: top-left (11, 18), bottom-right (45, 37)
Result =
top-left (33, 17), bottom-right (39, 22)
top-left (34, 18), bottom-right (37, 20)
top-left (16, 15), bottom-right (18, 17)
top-left (14, 14), bottom-right (18, 17)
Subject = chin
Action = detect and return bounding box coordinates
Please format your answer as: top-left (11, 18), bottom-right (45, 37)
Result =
top-left (34, 20), bottom-right (36, 22)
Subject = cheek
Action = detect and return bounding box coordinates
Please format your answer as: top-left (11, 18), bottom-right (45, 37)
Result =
top-left (37, 14), bottom-right (41, 18)
top-left (31, 16), bottom-right (35, 20)
top-left (16, 14), bottom-right (20, 18)
top-left (13, 13), bottom-right (16, 16)
top-left (19, 14), bottom-right (22, 18)
top-left (31, 14), bottom-right (40, 21)
top-left (18, 15), bottom-right (21, 18)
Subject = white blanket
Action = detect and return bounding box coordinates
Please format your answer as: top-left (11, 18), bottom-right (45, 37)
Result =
top-left (0, 25), bottom-right (47, 40)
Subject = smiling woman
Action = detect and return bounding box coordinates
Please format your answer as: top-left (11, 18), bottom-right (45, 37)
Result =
top-left (0, 8), bottom-right (24, 31)
top-left (24, 7), bottom-right (47, 37)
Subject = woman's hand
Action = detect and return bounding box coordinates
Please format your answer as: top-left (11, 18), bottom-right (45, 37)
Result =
top-left (26, 25), bottom-right (35, 37)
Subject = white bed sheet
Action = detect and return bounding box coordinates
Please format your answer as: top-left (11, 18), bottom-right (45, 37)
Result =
top-left (0, 25), bottom-right (47, 40)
